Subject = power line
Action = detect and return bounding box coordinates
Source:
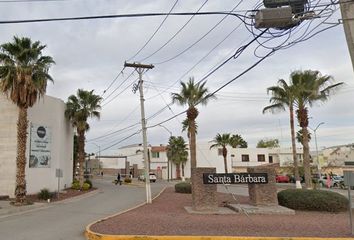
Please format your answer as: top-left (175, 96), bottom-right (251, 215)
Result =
top-left (99, 130), bottom-right (142, 153)
top-left (138, 0), bottom-right (209, 62)
top-left (0, 11), bottom-right (249, 25)
top-left (101, 66), bottom-right (125, 98)
top-left (152, 0), bottom-right (246, 65)
top-left (126, 0), bottom-right (179, 62)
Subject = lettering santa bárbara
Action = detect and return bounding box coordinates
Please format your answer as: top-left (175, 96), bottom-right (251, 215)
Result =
top-left (203, 173), bottom-right (268, 184)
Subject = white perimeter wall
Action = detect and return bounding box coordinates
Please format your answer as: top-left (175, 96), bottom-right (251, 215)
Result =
top-left (0, 94), bottom-right (74, 197)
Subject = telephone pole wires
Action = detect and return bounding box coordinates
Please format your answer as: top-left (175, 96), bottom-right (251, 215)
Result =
top-left (124, 62), bottom-right (154, 204)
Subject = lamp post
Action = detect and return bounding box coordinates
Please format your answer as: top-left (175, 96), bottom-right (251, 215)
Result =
top-left (310, 122), bottom-right (325, 179)
top-left (158, 124), bottom-right (172, 181)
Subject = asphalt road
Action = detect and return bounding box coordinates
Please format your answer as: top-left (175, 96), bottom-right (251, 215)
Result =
top-left (0, 177), bottom-right (168, 240)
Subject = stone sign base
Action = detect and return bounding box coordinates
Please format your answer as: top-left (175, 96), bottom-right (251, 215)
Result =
top-left (191, 167), bottom-right (217, 212)
top-left (248, 164), bottom-right (278, 206)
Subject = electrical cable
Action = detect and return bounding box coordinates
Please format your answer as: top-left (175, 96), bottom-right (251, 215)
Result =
top-left (126, 0), bottom-right (179, 62)
top-left (152, 0), bottom-right (245, 65)
top-left (138, 0), bottom-right (209, 62)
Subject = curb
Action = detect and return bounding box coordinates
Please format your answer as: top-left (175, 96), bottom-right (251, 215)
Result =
top-left (84, 234), bottom-right (353, 240)
top-left (85, 186), bottom-right (167, 240)
top-left (0, 189), bottom-right (100, 219)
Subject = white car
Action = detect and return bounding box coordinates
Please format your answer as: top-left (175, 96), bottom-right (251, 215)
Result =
top-left (138, 173), bottom-right (157, 182)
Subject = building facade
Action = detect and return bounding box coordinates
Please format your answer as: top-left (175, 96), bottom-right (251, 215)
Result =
top-left (0, 94), bottom-right (74, 197)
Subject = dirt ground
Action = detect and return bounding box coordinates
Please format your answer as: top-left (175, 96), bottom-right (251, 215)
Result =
top-left (24, 188), bottom-right (96, 203)
top-left (90, 187), bottom-right (352, 238)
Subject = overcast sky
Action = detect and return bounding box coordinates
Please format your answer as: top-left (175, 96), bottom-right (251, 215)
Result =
top-left (0, 0), bottom-right (353, 155)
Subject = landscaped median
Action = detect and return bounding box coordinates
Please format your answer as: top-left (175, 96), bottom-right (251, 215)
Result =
top-left (85, 187), bottom-right (354, 239)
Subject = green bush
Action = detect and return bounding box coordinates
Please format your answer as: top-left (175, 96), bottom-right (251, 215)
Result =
top-left (124, 178), bottom-right (132, 183)
top-left (175, 182), bottom-right (192, 194)
top-left (84, 179), bottom-right (93, 189)
top-left (82, 183), bottom-right (91, 191)
top-left (71, 181), bottom-right (80, 190)
top-left (37, 188), bottom-right (53, 200)
top-left (278, 189), bottom-right (348, 212)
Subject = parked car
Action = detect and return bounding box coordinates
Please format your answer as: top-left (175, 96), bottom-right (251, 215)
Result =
top-left (318, 175), bottom-right (335, 188)
top-left (138, 173), bottom-right (157, 182)
top-left (276, 175), bottom-right (289, 183)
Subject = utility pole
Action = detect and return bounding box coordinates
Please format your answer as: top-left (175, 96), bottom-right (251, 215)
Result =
top-left (124, 62), bottom-right (154, 204)
top-left (340, 0), bottom-right (354, 72)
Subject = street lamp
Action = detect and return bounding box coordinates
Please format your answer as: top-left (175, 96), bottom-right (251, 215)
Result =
top-left (309, 122), bottom-right (325, 179)
top-left (158, 124), bottom-right (172, 181)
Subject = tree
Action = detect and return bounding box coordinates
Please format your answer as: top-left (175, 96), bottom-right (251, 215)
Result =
top-left (257, 138), bottom-right (280, 148)
top-left (296, 129), bottom-right (311, 144)
top-left (210, 133), bottom-right (234, 173)
top-left (230, 134), bottom-right (248, 148)
top-left (291, 70), bottom-right (343, 188)
top-left (166, 136), bottom-right (188, 180)
top-left (263, 79), bottom-right (301, 187)
top-left (65, 89), bottom-right (102, 187)
top-left (171, 77), bottom-right (215, 169)
top-left (0, 36), bottom-right (55, 204)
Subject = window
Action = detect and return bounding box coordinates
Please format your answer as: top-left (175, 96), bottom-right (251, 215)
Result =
top-left (218, 148), bottom-right (223, 156)
top-left (151, 152), bottom-right (159, 158)
top-left (241, 154), bottom-right (249, 162)
top-left (257, 154), bottom-right (265, 162)
top-left (268, 156), bottom-right (273, 163)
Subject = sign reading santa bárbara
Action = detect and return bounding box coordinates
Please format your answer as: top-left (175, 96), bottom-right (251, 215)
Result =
top-left (203, 173), bottom-right (268, 184)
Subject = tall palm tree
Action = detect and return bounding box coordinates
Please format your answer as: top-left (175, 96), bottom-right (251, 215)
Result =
top-left (263, 79), bottom-right (301, 188)
top-left (0, 36), bottom-right (55, 204)
top-left (291, 70), bottom-right (343, 188)
top-left (171, 77), bottom-right (215, 169)
top-left (65, 89), bottom-right (102, 186)
top-left (210, 133), bottom-right (233, 173)
top-left (166, 136), bottom-right (188, 180)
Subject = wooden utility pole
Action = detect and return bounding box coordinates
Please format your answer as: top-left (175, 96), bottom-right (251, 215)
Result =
top-left (124, 62), bottom-right (154, 203)
top-left (340, 0), bottom-right (354, 72)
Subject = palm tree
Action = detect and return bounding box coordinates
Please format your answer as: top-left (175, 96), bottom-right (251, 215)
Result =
top-left (171, 77), bottom-right (215, 169)
top-left (210, 133), bottom-right (233, 173)
top-left (166, 136), bottom-right (188, 180)
top-left (291, 70), bottom-right (343, 188)
top-left (65, 89), bottom-right (102, 186)
top-left (0, 36), bottom-right (55, 204)
top-left (263, 79), bottom-right (301, 188)
top-left (230, 134), bottom-right (248, 148)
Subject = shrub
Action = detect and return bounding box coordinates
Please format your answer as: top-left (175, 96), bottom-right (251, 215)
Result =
top-left (175, 182), bottom-right (192, 194)
top-left (71, 181), bottom-right (80, 190)
top-left (82, 183), bottom-right (91, 191)
top-left (124, 178), bottom-right (132, 183)
top-left (278, 189), bottom-right (348, 212)
top-left (37, 188), bottom-right (53, 200)
top-left (84, 179), bottom-right (93, 189)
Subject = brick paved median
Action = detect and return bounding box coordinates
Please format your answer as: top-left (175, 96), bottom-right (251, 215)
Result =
top-left (89, 187), bottom-right (352, 238)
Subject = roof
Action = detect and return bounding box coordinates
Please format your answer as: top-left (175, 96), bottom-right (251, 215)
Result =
top-left (151, 146), bottom-right (167, 152)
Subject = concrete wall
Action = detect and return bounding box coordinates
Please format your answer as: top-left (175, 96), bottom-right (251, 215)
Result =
top-left (0, 94), bottom-right (74, 197)
top-left (0, 94), bottom-right (18, 197)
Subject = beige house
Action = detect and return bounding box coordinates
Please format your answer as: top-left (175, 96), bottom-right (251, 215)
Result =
top-left (0, 94), bottom-right (74, 197)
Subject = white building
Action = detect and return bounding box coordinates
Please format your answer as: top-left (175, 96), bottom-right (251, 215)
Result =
top-left (104, 142), bottom-right (304, 180)
top-left (0, 94), bottom-right (74, 197)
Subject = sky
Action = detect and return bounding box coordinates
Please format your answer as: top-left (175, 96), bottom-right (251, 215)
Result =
top-left (0, 0), bottom-right (353, 155)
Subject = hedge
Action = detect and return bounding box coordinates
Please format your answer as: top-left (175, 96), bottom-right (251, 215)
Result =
top-left (175, 182), bottom-right (192, 194)
top-left (278, 189), bottom-right (348, 212)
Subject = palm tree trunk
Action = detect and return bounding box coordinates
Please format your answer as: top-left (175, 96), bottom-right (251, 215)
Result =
top-left (176, 163), bottom-right (181, 179)
top-left (289, 105), bottom-right (300, 188)
top-left (189, 119), bottom-right (197, 169)
top-left (223, 147), bottom-right (228, 173)
top-left (77, 130), bottom-right (85, 187)
top-left (15, 107), bottom-right (28, 205)
top-left (302, 126), bottom-right (312, 188)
